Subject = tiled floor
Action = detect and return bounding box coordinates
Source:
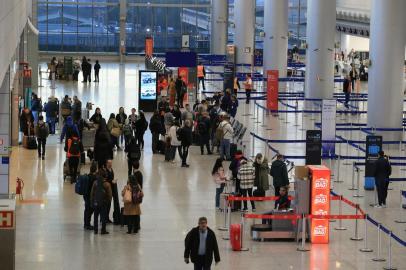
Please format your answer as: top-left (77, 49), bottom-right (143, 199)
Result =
top-left (10, 62), bottom-right (406, 270)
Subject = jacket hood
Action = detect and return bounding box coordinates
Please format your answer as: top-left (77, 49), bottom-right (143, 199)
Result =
top-left (65, 116), bottom-right (74, 126)
top-left (273, 159), bottom-right (285, 167)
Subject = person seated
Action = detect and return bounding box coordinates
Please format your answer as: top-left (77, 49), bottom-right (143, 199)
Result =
top-left (274, 186), bottom-right (291, 211)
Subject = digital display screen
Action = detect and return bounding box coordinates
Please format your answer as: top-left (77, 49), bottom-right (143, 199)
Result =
top-left (368, 145), bottom-right (380, 155)
top-left (139, 71), bottom-right (157, 100)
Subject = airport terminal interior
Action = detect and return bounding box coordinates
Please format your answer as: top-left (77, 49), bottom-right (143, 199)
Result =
top-left (0, 0), bottom-right (406, 269)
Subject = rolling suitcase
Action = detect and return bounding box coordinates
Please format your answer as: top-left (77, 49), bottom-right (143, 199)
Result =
top-left (364, 177), bottom-right (375, 190)
top-left (230, 224), bottom-right (242, 251)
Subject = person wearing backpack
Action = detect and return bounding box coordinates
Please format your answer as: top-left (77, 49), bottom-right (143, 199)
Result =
top-left (90, 167), bottom-right (112, 235)
top-left (44, 96), bottom-right (59, 134)
top-left (65, 132), bottom-right (84, 184)
top-left (122, 162), bottom-right (143, 234)
top-left (83, 161), bottom-right (97, 230)
top-left (218, 115), bottom-right (234, 161)
top-left (168, 121), bottom-right (181, 163)
top-left (198, 112), bottom-right (212, 155)
top-left (125, 136), bottom-right (141, 176)
top-left (60, 116), bottom-right (80, 144)
top-left (35, 115), bottom-right (49, 160)
top-left (179, 120), bottom-right (193, 168)
top-left (149, 110), bottom-right (164, 154)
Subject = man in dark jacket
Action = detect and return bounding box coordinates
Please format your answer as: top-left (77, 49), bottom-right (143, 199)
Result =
top-left (149, 110), bottom-right (164, 154)
top-left (374, 151), bottom-right (392, 208)
top-left (184, 217), bottom-right (220, 270)
top-left (125, 137), bottom-right (141, 177)
top-left (270, 154), bottom-right (289, 197)
top-left (60, 116), bottom-right (80, 143)
top-left (198, 112), bottom-right (212, 155)
top-left (343, 74), bottom-right (351, 108)
top-left (44, 96), bottom-right (59, 134)
top-left (175, 76), bottom-right (186, 108)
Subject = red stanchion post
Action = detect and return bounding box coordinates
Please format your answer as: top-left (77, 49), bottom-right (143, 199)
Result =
top-left (350, 204), bottom-right (363, 241)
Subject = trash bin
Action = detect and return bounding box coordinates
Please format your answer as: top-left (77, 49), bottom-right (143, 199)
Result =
top-left (0, 194), bottom-right (16, 270)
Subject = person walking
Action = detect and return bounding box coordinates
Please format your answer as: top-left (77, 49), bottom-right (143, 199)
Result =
top-left (218, 115), bottom-right (234, 161)
top-left (212, 158), bottom-right (227, 209)
top-left (244, 74), bottom-right (253, 104)
top-left (31, 94), bottom-right (42, 125)
top-left (197, 62), bottom-right (206, 91)
top-left (184, 217), bottom-right (221, 270)
top-left (374, 151), bottom-right (392, 208)
top-left (178, 120), bottom-right (193, 168)
top-left (20, 108), bottom-right (34, 136)
top-left (35, 115), bottom-right (49, 160)
top-left (125, 137), bottom-right (141, 177)
top-left (168, 121), bottom-right (181, 163)
top-left (233, 77), bottom-right (241, 95)
top-left (122, 166), bottom-right (143, 234)
top-left (270, 154), bottom-right (289, 200)
top-left (90, 167), bottom-right (112, 235)
top-left (71, 96), bottom-right (82, 123)
top-left (198, 112), bottom-right (212, 155)
top-left (107, 113), bottom-right (121, 150)
top-left (44, 96), bottom-right (59, 134)
top-left (135, 111), bottom-right (148, 150)
top-left (94, 118), bottom-right (113, 168)
top-left (253, 153), bottom-right (270, 196)
top-left (149, 110), bottom-right (164, 154)
top-left (64, 132), bottom-right (84, 183)
top-left (60, 95), bottom-right (72, 122)
top-left (83, 161), bottom-right (97, 230)
top-left (238, 159), bottom-right (256, 212)
top-left (176, 76), bottom-right (187, 108)
top-left (349, 64), bottom-right (358, 91)
top-left (94, 60), bottom-right (101, 82)
top-left (343, 74), bottom-right (352, 108)
top-left (60, 116), bottom-right (80, 144)
top-left (230, 95), bottom-right (239, 119)
top-left (87, 59), bottom-right (92, 83)
top-left (128, 108), bottom-right (138, 136)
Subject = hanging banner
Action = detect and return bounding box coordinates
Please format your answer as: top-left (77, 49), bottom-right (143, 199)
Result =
top-left (145, 37), bottom-right (153, 57)
top-left (254, 49), bottom-right (263, 66)
top-left (223, 45), bottom-right (236, 92)
top-left (364, 135), bottom-right (382, 190)
top-left (309, 165), bottom-right (331, 244)
top-left (178, 67), bottom-right (189, 103)
top-left (321, 99), bottom-right (336, 157)
top-left (306, 130), bottom-right (322, 165)
top-left (266, 70), bottom-right (278, 111)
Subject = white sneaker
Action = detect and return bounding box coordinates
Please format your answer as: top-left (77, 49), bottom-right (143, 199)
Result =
top-left (382, 204), bottom-right (387, 208)
top-left (374, 205), bottom-right (382, 208)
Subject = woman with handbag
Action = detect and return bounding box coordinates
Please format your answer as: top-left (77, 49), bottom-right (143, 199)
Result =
top-left (107, 113), bottom-right (121, 150)
top-left (122, 161), bottom-right (143, 234)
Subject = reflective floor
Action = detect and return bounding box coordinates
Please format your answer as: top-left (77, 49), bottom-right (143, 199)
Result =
top-left (11, 62), bottom-right (406, 270)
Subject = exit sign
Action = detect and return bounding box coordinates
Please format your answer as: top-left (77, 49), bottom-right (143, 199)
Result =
top-left (0, 211), bottom-right (14, 228)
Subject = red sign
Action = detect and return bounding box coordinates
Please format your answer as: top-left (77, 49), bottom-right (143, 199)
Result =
top-left (145, 37), bottom-right (153, 57)
top-left (0, 211), bottom-right (14, 228)
top-left (266, 70), bottom-right (278, 110)
top-left (178, 68), bottom-right (189, 104)
top-left (308, 165), bottom-right (330, 244)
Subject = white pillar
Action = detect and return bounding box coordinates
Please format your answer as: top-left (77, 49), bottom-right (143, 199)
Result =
top-left (119, 0), bottom-right (127, 63)
top-left (234, 0), bottom-right (255, 65)
top-left (263, 0), bottom-right (288, 77)
top-left (305, 0), bottom-right (336, 99)
top-left (211, 0), bottom-right (228, 55)
top-left (367, 0), bottom-right (406, 140)
top-left (340, 33), bottom-right (350, 56)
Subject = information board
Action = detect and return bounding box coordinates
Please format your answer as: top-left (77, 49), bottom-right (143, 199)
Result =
top-left (306, 130), bottom-right (322, 165)
top-left (321, 99), bottom-right (336, 157)
top-left (139, 71), bottom-right (157, 100)
top-left (364, 135), bottom-right (382, 190)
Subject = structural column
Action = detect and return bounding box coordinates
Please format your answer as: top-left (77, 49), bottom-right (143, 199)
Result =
top-left (263, 0), bottom-right (288, 77)
top-left (119, 0), bottom-right (127, 63)
top-left (367, 0), bottom-right (406, 140)
top-left (233, 0), bottom-right (255, 65)
top-left (0, 69), bottom-right (10, 194)
top-left (211, 0), bottom-right (228, 55)
top-left (304, 0), bottom-right (336, 99)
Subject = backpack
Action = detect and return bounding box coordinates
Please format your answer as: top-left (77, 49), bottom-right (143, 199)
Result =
top-left (198, 121), bottom-right (207, 135)
top-left (37, 123), bottom-right (49, 138)
top-left (75, 174), bottom-right (90, 195)
top-left (93, 177), bottom-right (106, 207)
top-left (68, 137), bottom-right (81, 156)
top-left (123, 123), bottom-right (132, 137)
top-left (215, 124), bottom-right (225, 141)
top-left (131, 184), bottom-right (144, 204)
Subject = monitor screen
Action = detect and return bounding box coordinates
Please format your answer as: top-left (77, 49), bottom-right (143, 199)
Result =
top-left (139, 71), bottom-right (157, 100)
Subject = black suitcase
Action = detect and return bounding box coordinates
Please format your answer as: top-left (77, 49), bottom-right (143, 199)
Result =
top-left (253, 188), bottom-right (265, 197)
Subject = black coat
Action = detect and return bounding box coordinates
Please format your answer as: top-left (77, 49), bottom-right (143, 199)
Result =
top-left (94, 131), bottom-right (113, 162)
top-left (184, 227), bottom-right (220, 267)
top-left (149, 115), bottom-right (163, 134)
top-left (374, 157), bottom-right (392, 183)
top-left (180, 126), bottom-right (193, 146)
top-left (270, 159), bottom-right (289, 188)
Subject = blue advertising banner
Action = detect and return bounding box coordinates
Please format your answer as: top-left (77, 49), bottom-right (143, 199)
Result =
top-left (321, 99), bottom-right (336, 157)
top-left (254, 49), bottom-right (263, 67)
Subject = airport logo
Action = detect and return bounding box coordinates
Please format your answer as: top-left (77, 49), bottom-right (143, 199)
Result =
top-left (314, 178), bottom-right (328, 189)
top-left (314, 194), bottom-right (328, 205)
top-left (313, 225), bottom-right (327, 236)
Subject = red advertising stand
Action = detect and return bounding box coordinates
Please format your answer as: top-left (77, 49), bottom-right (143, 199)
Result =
top-left (308, 165), bottom-right (330, 244)
top-left (178, 67), bottom-right (189, 104)
top-left (145, 37), bottom-right (153, 57)
top-left (266, 70), bottom-right (278, 110)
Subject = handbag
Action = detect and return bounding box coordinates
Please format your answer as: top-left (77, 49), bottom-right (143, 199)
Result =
top-left (111, 127), bottom-right (122, 137)
top-left (123, 187), bottom-right (132, 203)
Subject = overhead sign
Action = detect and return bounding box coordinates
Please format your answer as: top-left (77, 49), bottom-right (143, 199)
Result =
top-left (145, 37), bottom-right (153, 57)
top-left (321, 99), bottom-right (336, 157)
top-left (0, 211), bottom-right (13, 228)
top-left (266, 70), bottom-right (278, 111)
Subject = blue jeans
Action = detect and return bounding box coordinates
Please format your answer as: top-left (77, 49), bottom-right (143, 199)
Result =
top-left (215, 184), bottom-right (225, 208)
top-left (32, 111), bottom-right (39, 125)
top-left (220, 139), bottom-right (231, 160)
top-left (47, 117), bottom-right (56, 134)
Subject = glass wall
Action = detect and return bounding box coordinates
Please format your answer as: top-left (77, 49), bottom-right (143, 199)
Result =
top-left (38, 0), bottom-right (210, 53)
